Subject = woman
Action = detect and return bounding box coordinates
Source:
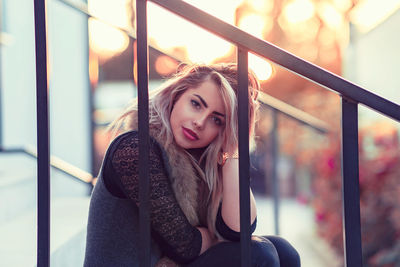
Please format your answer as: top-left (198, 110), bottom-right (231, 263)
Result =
top-left (84, 64), bottom-right (300, 266)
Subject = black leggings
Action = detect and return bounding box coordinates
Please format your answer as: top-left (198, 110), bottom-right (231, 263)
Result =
top-left (185, 236), bottom-right (300, 267)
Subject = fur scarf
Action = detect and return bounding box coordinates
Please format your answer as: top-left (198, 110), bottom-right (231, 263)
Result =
top-left (128, 112), bottom-right (203, 226)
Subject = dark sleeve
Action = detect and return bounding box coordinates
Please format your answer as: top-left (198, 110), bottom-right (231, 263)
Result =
top-left (106, 131), bottom-right (202, 264)
top-left (215, 204), bottom-right (257, 241)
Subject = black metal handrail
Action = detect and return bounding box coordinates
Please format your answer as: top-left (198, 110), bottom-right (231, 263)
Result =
top-left (26, 0), bottom-right (400, 266)
top-left (146, 0), bottom-right (400, 266)
top-left (151, 0), bottom-right (400, 122)
top-left (26, 1), bottom-right (333, 266)
top-left (54, 0), bottom-right (331, 134)
top-left (58, 0), bottom-right (330, 244)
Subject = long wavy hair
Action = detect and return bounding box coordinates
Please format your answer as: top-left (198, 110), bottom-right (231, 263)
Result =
top-left (109, 63), bottom-right (260, 237)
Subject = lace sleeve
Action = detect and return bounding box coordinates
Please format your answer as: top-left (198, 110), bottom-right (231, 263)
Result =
top-left (110, 131), bottom-right (202, 264)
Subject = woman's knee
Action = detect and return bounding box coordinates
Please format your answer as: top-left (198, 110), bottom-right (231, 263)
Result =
top-left (264, 236), bottom-right (301, 267)
top-left (250, 236), bottom-right (280, 267)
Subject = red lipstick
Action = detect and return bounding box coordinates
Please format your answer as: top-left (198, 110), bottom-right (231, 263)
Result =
top-left (182, 127), bottom-right (199, 141)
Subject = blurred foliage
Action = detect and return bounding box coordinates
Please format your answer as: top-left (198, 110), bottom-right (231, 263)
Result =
top-left (312, 122), bottom-right (400, 266)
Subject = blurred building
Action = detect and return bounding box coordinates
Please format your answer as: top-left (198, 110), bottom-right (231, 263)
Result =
top-left (343, 7), bottom-right (400, 127)
top-left (1, 0), bottom-right (92, 172)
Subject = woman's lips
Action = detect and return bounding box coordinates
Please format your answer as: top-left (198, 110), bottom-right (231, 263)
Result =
top-left (182, 127), bottom-right (199, 141)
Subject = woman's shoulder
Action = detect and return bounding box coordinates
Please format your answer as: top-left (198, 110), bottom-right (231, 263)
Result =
top-left (105, 129), bottom-right (171, 179)
top-left (112, 130), bottom-right (139, 143)
top-left (108, 130), bottom-right (164, 155)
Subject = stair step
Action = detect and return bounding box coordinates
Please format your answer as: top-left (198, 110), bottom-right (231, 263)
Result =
top-left (0, 153), bottom-right (91, 225)
top-left (0, 153), bottom-right (37, 225)
top-left (0, 197), bottom-right (90, 267)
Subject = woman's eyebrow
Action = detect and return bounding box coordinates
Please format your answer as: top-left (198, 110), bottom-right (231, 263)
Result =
top-left (194, 94), bottom-right (225, 117)
top-left (213, 111), bottom-right (225, 118)
top-left (194, 94), bottom-right (208, 108)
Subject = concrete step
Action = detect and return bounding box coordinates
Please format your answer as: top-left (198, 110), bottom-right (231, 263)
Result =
top-left (0, 153), bottom-right (37, 225)
top-left (0, 197), bottom-right (90, 267)
top-left (0, 152), bottom-right (91, 225)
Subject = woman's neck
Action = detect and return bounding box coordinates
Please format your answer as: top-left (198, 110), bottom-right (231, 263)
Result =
top-left (186, 147), bottom-right (206, 162)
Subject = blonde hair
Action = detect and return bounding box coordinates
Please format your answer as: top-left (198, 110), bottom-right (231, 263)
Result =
top-left (109, 63), bottom-right (260, 237)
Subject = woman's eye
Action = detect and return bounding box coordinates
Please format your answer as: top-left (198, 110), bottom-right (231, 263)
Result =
top-left (191, 100), bottom-right (201, 109)
top-left (212, 116), bottom-right (223, 126)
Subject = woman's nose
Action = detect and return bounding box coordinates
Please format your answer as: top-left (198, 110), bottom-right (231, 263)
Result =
top-left (193, 115), bottom-right (207, 129)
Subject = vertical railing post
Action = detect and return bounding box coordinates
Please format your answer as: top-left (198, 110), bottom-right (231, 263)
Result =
top-left (237, 47), bottom-right (251, 267)
top-left (136, 0), bottom-right (151, 266)
top-left (341, 97), bottom-right (362, 267)
top-left (34, 0), bottom-right (50, 266)
top-left (270, 108), bottom-right (280, 235)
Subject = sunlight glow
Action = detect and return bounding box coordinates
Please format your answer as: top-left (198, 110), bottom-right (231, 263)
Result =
top-left (183, 0), bottom-right (241, 24)
top-left (332, 0), bottom-right (353, 12)
top-left (86, 0), bottom-right (400, 70)
top-left (318, 3), bottom-right (344, 30)
top-left (88, 0), bottom-right (129, 29)
top-left (88, 0), bottom-right (130, 59)
top-left (148, 2), bottom-right (232, 63)
top-left (318, 28), bottom-right (336, 47)
top-left (89, 19), bottom-right (130, 59)
top-left (155, 55), bottom-right (179, 77)
top-left (249, 53), bottom-right (273, 81)
top-left (283, 0), bottom-right (315, 24)
top-left (238, 14), bottom-right (271, 38)
top-left (186, 36), bottom-right (232, 64)
top-left (279, 16), bottom-right (320, 43)
top-left (89, 52), bottom-right (99, 87)
top-left (250, 0), bottom-right (274, 13)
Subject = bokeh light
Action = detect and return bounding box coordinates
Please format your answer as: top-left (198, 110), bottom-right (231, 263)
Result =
top-left (249, 53), bottom-right (274, 81)
top-left (89, 19), bottom-right (130, 59)
top-left (238, 14), bottom-right (271, 38)
top-left (88, 0), bottom-right (130, 60)
top-left (283, 0), bottom-right (315, 24)
top-left (147, 1), bottom-right (233, 63)
top-left (86, 0), bottom-right (400, 72)
top-left (155, 55), bottom-right (179, 77)
top-left (318, 2), bottom-right (344, 30)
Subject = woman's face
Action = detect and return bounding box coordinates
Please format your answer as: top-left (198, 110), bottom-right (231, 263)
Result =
top-left (170, 79), bottom-right (226, 149)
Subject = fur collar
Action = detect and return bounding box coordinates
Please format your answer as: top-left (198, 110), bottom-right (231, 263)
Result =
top-left (129, 113), bottom-right (201, 226)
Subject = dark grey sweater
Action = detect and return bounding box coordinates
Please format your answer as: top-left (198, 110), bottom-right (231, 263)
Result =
top-left (84, 131), bottom-right (256, 266)
top-left (84, 168), bottom-right (162, 267)
top-left (84, 131), bottom-right (202, 266)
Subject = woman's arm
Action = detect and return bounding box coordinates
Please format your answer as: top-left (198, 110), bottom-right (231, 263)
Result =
top-left (221, 155), bottom-right (257, 232)
top-left (108, 131), bottom-right (207, 263)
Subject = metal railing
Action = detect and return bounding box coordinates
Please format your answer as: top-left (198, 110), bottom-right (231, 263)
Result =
top-left (0, 1), bottom-right (330, 266)
top-left (57, 0), bottom-right (330, 240)
top-left (257, 93), bottom-right (330, 235)
top-left (26, 0), bottom-right (400, 266)
top-left (143, 1), bottom-right (400, 266)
